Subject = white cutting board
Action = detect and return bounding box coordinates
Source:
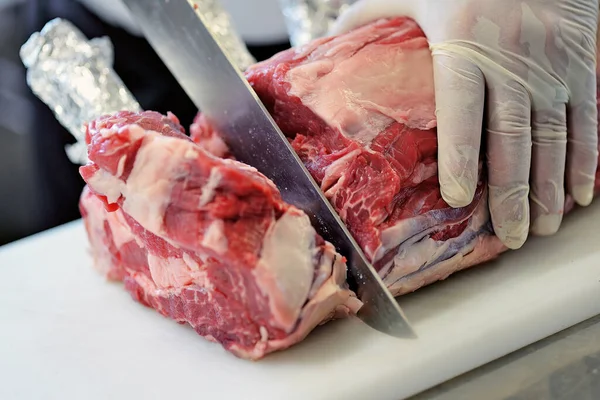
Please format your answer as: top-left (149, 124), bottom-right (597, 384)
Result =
top-left (1, 204), bottom-right (600, 400)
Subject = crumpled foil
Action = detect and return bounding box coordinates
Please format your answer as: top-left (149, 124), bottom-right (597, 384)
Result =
top-left (20, 4), bottom-right (255, 165)
top-left (190, 0), bottom-right (256, 70)
top-left (278, 0), bottom-right (357, 47)
top-left (20, 18), bottom-right (141, 165)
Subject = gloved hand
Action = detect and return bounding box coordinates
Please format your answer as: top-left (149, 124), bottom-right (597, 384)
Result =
top-left (331, 0), bottom-right (599, 249)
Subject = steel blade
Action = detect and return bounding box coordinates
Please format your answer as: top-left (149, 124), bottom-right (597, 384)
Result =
top-left (122, 0), bottom-right (415, 338)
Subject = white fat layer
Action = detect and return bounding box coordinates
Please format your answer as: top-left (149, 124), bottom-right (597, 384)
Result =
top-left (147, 254), bottom-right (193, 288)
top-left (182, 253), bottom-right (213, 289)
top-left (197, 133), bottom-right (229, 158)
top-left (116, 155), bottom-right (127, 178)
top-left (377, 217), bottom-right (423, 261)
top-left (100, 128), bottom-right (114, 138)
top-left (382, 197), bottom-right (491, 288)
top-left (385, 238), bottom-right (478, 295)
top-left (259, 326), bottom-right (269, 342)
top-left (87, 126), bottom-right (194, 236)
top-left (308, 244), bottom-right (333, 299)
top-left (321, 148), bottom-right (361, 191)
top-left (184, 148), bottom-right (199, 160)
top-left (87, 168), bottom-right (124, 205)
top-left (201, 220), bottom-right (228, 254)
top-left (383, 237), bottom-right (450, 286)
top-left (411, 162), bottom-right (437, 184)
top-left (105, 209), bottom-right (134, 248)
top-left (80, 190), bottom-right (114, 277)
top-left (182, 252), bottom-right (200, 271)
top-left (122, 131), bottom-right (186, 234)
top-left (253, 209), bottom-right (316, 332)
top-left (199, 168), bottom-right (222, 207)
top-left (286, 35), bottom-right (435, 145)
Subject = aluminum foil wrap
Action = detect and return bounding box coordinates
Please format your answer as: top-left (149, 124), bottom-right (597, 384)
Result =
top-left (190, 0), bottom-right (256, 70)
top-left (20, 18), bottom-right (141, 165)
top-left (278, 0), bottom-right (357, 47)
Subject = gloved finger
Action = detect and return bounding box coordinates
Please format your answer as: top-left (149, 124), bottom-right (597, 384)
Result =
top-left (529, 106), bottom-right (568, 237)
top-left (329, 0), bottom-right (417, 35)
top-left (566, 71), bottom-right (599, 207)
top-left (486, 80), bottom-right (532, 250)
top-left (432, 50), bottom-right (484, 208)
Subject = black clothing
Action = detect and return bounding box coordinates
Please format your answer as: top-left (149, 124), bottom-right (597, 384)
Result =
top-left (0, 0), bottom-right (290, 245)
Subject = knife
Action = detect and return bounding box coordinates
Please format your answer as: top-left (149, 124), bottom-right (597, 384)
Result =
top-left (121, 0), bottom-right (415, 338)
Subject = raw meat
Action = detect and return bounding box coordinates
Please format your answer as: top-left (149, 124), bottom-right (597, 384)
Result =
top-left (79, 111), bottom-right (360, 360)
top-left (79, 16), bottom-right (600, 359)
top-left (192, 17), bottom-right (600, 296)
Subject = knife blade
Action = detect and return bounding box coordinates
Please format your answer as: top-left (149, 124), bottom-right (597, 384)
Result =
top-left (121, 0), bottom-right (415, 338)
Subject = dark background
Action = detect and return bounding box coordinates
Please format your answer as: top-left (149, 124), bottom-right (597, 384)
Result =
top-left (0, 0), bottom-right (290, 246)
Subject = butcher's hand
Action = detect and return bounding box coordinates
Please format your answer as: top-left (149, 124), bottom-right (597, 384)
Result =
top-left (332, 0), bottom-right (599, 249)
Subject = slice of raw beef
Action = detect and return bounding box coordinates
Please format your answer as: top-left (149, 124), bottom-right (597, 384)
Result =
top-left (192, 17), bottom-right (600, 296)
top-left (79, 111), bottom-right (360, 360)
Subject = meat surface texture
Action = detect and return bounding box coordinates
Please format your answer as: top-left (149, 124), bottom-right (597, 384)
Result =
top-left (79, 17), bottom-right (600, 360)
top-left (194, 17), bottom-right (600, 296)
top-left (78, 111), bottom-right (360, 360)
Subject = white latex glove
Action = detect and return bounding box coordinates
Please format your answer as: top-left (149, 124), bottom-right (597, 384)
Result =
top-left (332, 0), bottom-right (599, 249)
